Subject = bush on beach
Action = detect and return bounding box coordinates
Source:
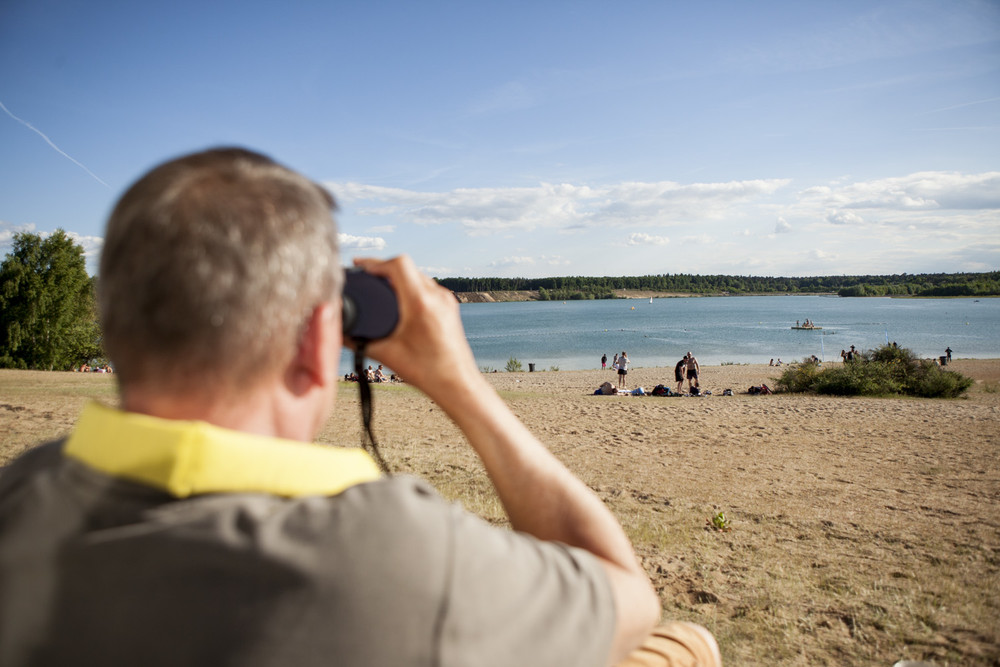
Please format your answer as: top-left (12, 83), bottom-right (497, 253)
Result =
top-left (775, 345), bottom-right (973, 398)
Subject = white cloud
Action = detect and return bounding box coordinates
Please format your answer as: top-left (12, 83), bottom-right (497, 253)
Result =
top-left (488, 256), bottom-right (535, 268)
top-left (0, 221), bottom-right (37, 248)
top-left (325, 170), bottom-right (998, 277)
top-left (679, 234), bottom-right (715, 244)
top-left (327, 177), bottom-right (790, 235)
top-left (338, 233), bottom-right (386, 250)
top-left (826, 210), bottom-right (864, 225)
top-left (626, 232), bottom-right (670, 246)
top-left (801, 171), bottom-right (1000, 212)
top-left (420, 265), bottom-right (453, 277)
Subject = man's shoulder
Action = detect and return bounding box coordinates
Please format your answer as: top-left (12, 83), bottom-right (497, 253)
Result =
top-left (0, 439), bottom-right (66, 496)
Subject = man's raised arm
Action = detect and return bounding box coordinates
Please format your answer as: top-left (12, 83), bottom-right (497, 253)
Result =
top-left (354, 256), bottom-right (660, 664)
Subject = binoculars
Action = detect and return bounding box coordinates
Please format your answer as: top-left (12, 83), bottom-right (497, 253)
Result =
top-left (342, 269), bottom-right (399, 343)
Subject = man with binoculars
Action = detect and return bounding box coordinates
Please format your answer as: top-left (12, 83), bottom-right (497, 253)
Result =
top-left (0, 148), bottom-right (719, 666)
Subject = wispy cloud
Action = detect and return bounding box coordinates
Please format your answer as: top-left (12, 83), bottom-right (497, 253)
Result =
top-left (800, 171), bottom-right (1000, 212)
top-left (626, 232), bottom-right (669, 246)
top-left (488, 256), bottom-right (535, 269)
top-left (329, 177), bottom-right (790, 234)
top-left (328, 170), bottom-right (998, 277)
top-left (338, 233), bottom-right (386, 250)
top-left (922, 97), bottom-right (1000, 115)
top-left (467, 80), bottom-right (534, 115)
top-left (0, 100), bottom-right (110, 188)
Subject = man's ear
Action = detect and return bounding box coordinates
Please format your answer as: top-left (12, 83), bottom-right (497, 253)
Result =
top-left (287, 302), bottom-right (340, 396)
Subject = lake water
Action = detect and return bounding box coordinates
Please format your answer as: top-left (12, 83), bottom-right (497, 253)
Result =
top-left (341, 296), bottom-right (999, 373)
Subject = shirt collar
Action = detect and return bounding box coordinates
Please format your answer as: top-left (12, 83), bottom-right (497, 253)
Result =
top-left (64, 402), bottom-right (381, 498)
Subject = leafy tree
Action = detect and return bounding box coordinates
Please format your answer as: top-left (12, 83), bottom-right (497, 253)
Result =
top-left (0, 230), bottom-right (102, 370)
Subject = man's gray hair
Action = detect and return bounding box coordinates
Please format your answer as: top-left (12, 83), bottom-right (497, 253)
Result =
top-left (99, 147), bottom-right (341, 395)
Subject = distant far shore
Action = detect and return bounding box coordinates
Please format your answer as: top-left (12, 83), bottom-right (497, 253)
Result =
top-left (452, 290), bottom-right (840, 303)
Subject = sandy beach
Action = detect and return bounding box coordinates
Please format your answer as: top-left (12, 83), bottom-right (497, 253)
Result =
top-left (1, 359), bottom-right (998, 664)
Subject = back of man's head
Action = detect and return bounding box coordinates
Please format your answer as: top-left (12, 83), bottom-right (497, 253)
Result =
top-left (99, 147), bottom-right (341, 397)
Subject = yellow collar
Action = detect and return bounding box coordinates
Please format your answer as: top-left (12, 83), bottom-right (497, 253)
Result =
top-left (64, 402), bottom-right (381, 498)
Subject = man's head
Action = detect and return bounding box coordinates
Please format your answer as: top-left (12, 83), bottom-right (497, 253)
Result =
top-left (99, 147), bottom-right (341, 399)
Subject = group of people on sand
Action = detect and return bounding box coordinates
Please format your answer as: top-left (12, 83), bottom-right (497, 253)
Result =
top-left (602, 352), bottom-right (631, 388)
top-left (343, 364), bottom-right (401, 383)
top-left (673, 352), bottom-right (700, 394)
top-left (601, 350), bottom-right (701, 394)
top-left (73, 364), bottom-right (113, 373)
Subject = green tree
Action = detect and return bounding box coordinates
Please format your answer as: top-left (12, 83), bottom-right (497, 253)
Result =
top-left (0, 230), bottom-right (102, 370)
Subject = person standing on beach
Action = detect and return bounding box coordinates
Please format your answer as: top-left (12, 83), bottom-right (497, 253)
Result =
top-left (674, 357), bottom-right (686, 394)
top-left (602, 353), bottom-right (608, 370)
top-left (617, 351), bottom-right (630, 388)
top-left (946, 347), bottom-right (952, 362)
top-left (684, 352), bottom-right (700, 393)
top-left (0, 148), bottom-right (721, 667)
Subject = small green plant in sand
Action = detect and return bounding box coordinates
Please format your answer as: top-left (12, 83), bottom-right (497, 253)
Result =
top-left (479, 365), bottom-right (496, 373)
top-left (548, 366), bottom-right (559, 372)
top-left (708, 511), bottom-right (732, 532)
top-left (504, 356), bottom-right (523, 372)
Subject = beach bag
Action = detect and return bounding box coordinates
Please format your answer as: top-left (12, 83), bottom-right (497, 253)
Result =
top-left (748, 386), bottom-right (761, 395)
top-left (690, 386), bottom-right (700, 396)
top-left (599, 382), bottom-right (615, 395)
top-left (722, 388), bottom-right (733, 396)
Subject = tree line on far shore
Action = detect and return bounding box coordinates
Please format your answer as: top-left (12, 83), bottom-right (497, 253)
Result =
top-left (436, 271), bottom-right (1000, 301)
top-left (1, 230), bottom-right (998, 370)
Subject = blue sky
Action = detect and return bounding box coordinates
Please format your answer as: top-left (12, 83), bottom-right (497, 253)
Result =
top-left (2, 0), bottom-right (998, 278)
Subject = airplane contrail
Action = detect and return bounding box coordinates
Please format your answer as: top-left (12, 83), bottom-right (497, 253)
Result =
top-left (1, 99), bottom-right (110, 188)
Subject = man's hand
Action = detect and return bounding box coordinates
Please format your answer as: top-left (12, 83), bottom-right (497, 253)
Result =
top-left (350, 255), bottom-right (487, 404)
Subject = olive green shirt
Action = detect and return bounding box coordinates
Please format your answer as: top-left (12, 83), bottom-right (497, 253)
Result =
top-left (0, 403), bottom-right (614, 666)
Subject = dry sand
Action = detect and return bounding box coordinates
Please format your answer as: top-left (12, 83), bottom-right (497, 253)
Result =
top-left (2, 359), bottom-right (998, 664)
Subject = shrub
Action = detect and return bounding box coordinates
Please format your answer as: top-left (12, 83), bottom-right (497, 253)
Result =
top-left (907, 362), bottom-right (974, 398)
top-left (813, 361), bottom-right (902, 396)
top-left (778, 345), bottom-right (972, 399)
top-left (505, 356), bottom-right (523, 372)
top-left (774, 360), bottom-right (823, 393)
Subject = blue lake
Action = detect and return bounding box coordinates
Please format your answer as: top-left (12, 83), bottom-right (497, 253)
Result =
top-left (342, 296), bottom-right (999, 373)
